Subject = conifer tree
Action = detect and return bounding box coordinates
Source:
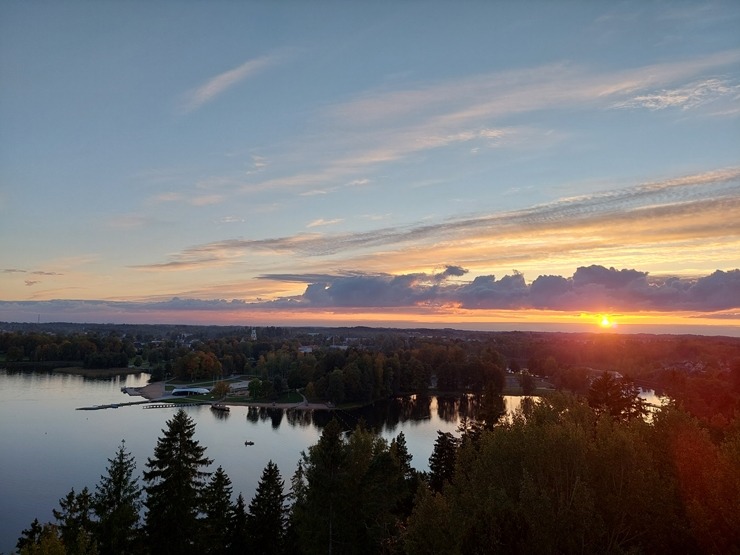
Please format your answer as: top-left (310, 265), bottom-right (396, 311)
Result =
top-left (428, 431), bottom-right (459, 493)
top-left (93, 440), bottom-right (141, 555)
top-left (53, 487), bottom-right (97, 555)
top-left (226, 494), bottom-right (249, 555)
top-left (201, 466), bottom-right (234, 555)
top-left (247, 460), bottom-right (287, 555)
top-left (299, 419), bottom-right (347, 554)
top-left (143, 409), bottom-right (212, 555)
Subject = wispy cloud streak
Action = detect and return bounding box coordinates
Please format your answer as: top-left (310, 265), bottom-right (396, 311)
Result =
top-left (180, 54), bottom-right (279, 113)
top-left (133, 167), bottom-right (740, 270)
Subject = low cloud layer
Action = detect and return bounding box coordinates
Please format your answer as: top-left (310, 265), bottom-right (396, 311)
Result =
top-left (263, 265), bottom-right (740, 313)
top-left (2, 266), bottom-right (738, 324)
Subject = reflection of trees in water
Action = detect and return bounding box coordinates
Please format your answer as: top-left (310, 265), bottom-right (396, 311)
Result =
top-left (246, 406), bottom-right (260, 423)
top-left (210, 409), bottom-right (230, 421)
top-left (396, 395), bottom-right (432, 424)
top-left (285, 408), bottom-right (313, 428)
top-left (436, 396), bottom-right (461, 423)
top-left (244, 394), bottom-right (489, 431)
top-left (266, 408), bottom-right (283, 429)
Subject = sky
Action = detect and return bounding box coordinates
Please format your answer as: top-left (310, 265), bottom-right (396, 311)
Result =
top-left (1, 1), bottom-right (739, 335)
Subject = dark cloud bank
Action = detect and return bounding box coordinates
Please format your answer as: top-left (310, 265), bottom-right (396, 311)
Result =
top-left (1, 267), bottom-right (738, 323)
top-left (263, 265), bottom-right (740, 312)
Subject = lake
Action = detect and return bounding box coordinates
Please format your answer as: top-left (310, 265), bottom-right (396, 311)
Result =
top-left (0, 369), bottom-right (534, 554)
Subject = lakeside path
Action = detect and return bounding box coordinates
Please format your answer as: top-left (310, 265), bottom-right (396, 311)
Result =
top-left (131, 381), bottom-right (333, 411)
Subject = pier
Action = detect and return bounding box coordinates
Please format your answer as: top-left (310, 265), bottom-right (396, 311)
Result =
top-left (143, 402), bottom-right (207, 409)
top-left (76, 400), bottom-right (150, 410)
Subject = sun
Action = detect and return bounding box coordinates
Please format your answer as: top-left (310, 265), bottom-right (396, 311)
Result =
top-left (598, 314), bottom-right (616, 329)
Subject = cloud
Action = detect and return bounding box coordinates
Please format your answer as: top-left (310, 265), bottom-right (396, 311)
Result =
top-left (2, 269), bottom-right (27, 273)
top-left (260, 265), bottom-right (740, 313)
top-left (134, 166), bottom-right (740, 272)
top-left (234, 51), bottom-right (740, 198)
top-left (307, 218), bottom-right (343, 228)
top-left (180, 54), bottom-right (280, 113)
top-left (611, 78), bottom-right (740, 111)
top-left (24, 280), bottom-right (40, 287)
top-left (2, 267), bottom-right (738, 324)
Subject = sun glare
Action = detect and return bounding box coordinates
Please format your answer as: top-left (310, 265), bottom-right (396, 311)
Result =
top-left (598, 314), bottom-right (616, 329)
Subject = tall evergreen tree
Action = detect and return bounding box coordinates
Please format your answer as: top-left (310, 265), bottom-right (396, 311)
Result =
top-left (143, 409), bottom-right (212, 555)
top-left (284, 460), bottom-right (307, 555)
top-left (428, 431), bottom-right (459, 493)
top-left (201, 466), bottom-right (234, 555)
top-left (226, 494), bottom-right (249, 555)
top-left (246, 461), bottom-right (287, 555)
top-left (93, 440), bottom-right (141, 555)
top-left (298, 419), bottom-right (347, 554)
top-left (53, 487), bottom-right (97, 555)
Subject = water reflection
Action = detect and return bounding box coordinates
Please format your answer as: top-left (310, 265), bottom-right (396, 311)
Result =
top-left (236, 394), bottom-right (515, 432)
top-left (210, 408), bottom-right (230, 421)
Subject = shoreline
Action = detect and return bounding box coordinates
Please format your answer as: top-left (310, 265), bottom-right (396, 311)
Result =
top-left (128, 381), bottom-right (334, 411)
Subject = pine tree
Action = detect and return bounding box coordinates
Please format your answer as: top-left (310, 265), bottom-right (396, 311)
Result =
top-left (201, 466), bottom-right (234, 555)
top-left (143, 408), bottom-right (213, 555)
top-left (247, 461), bottom-right (287, 555)
top-left (93, 440), bottom-right (141, 555)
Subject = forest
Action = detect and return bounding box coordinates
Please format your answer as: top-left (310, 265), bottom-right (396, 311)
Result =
top-left (3, 324), bottom-right (740, 554)
top-left (11, 379), bottom-right (740, 555)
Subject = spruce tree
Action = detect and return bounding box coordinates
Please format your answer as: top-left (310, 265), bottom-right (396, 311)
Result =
top-left (93, 440), bottom-right (141, 555)
top-left (226, 494), bottom-right (249, 555)
top-left (201, 466), bottom-right (234, 555)
top-left (246, 460), bottom-right (287, 555)
top-left (428, 431), bottom-right (459, 493)
top-left (143, 408), bottom-right (212, 555)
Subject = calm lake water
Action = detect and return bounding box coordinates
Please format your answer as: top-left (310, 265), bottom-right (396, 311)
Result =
top-left (0, 369), bottom-right (534, 554)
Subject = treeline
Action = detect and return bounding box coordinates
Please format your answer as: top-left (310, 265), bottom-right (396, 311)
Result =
top-left (3, 328), bottom-right (739, 418)
top-left (14, 377), bottom-right (740, 555)
top-left (0, 331), bottom-right (135, 369)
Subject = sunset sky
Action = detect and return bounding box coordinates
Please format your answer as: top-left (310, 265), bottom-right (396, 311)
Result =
top-left (1, 1), bottom-right (739, 334)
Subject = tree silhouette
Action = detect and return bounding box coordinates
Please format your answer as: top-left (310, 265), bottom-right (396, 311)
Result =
top-left (93, 440), bottom-right (141, 555)
top-left (143, 409), bottom-right (212, 555)
top-left (247, 461), bottom-right (287, 555)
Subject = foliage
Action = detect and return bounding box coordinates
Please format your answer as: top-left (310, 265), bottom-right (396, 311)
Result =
top-left (293, 419), bottom-right (409, 554)
top-left (52, 487), bottom-right (97, 555)
top-left (246, 461), bottom-right (287, 555)
top-left (143, 409), bottom-right (213, 555)
top-left (587, 372), bottom-right (647, 421)
top-left (428, 431), bottom-right (459, 493)
top-left (201, 466), bottom-right (234, 555)
top-left (92, 441), bottom-right (141, 555)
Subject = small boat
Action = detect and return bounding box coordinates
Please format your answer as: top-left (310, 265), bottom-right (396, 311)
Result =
top-left (211, 403), bottom-right (230, 412)
top-left (245, 440), bottom-right (254, 446)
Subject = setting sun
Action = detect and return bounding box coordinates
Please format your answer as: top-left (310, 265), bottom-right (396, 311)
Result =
top-left (599, 315), bottom-right (616, 329)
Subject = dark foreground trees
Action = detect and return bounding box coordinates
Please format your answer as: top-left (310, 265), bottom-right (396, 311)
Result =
top-left (404, 393), bottom-right (740, 555)
top-left (143, 409), bottom-right (213, 555)
top-left (93, 441), bottom-right (141, 555)
top-left (16, 394), bottom-right (740, 555)
top-left (246, 461), bottom-right (287, 555)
